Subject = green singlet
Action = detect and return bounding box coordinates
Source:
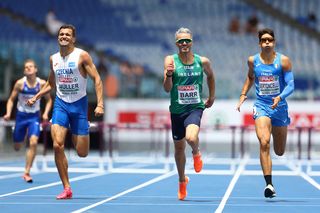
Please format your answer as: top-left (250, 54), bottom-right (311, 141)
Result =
top-left (169, 53), bottom-right (205, 114)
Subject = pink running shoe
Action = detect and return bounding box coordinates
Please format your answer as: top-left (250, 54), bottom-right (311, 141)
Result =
top-left (22, 173), bottom-right (33, 183)
top-left (56, 187), bottom-right (73, 199)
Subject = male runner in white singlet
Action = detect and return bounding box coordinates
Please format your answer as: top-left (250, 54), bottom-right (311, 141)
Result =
top-left (3, 59), bottom-right (52, 183)
top-left (27, 24), bottom-right (104, 199)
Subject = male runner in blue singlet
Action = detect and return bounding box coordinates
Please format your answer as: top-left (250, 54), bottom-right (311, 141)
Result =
top-left (236, 28), bottom-right (294, 198)
top-left (3, 59), bottom-right (52, 183)
top-left (27, 24), bottom-right (104, 199)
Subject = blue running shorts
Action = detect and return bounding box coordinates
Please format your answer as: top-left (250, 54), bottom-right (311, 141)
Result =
top-left (13, 111), bottom-right (40, 142)
top-left (170, 108), bottom-right (203, 140)
top-left (52, 96), bottom-right (89, 135)
top-left (253, 101), bottom-right (290, 126)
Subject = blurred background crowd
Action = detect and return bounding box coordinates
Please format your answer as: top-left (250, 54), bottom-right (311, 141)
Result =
top-left (0, 0), bottom-right (319, 112)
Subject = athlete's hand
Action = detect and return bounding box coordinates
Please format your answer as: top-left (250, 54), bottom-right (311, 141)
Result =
top-left (166, 61), bottom-right (174, 76)
top-left (42, 113), bottom-right (49, 121)
top-left (3, 114), bottom-right (10, 121)
top-left (271, 96), bottom-right (281, 110)
top-left (26, 97), bottom-right (37, 106)
top-left (236, 95), bottom-right (247, 112)
top-left (205, 97), bottom-right (215, 108)
top-left (94, 106), bottom-right (104, 117)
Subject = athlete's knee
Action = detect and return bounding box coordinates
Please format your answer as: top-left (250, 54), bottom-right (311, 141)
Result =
top-left (14, 144), bottom-right (21, 151)
top-left (275, 150), bottom-right (285, 156)
top-left (175, 145), bottom-right (184, 153)
top-left (185, 135), bottom-right (198, 144)
top-left (29, 139), bottom-right (38, 149)
top-left (259, 139), bottom-right (270, 151)
top-left (77, 149), bottom-right (88, 158)
top-left (174, 142), bottom-right (185, 155)
top-left (274, 147), bottom-right (285, 156)
top-left (29, 142), bottom-right (37, 150)
top-left (53, 141), bottom-right (64, 152)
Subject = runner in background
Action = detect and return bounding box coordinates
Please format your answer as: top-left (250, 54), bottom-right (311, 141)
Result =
top-left (3, 59), bottom-right (52, 183)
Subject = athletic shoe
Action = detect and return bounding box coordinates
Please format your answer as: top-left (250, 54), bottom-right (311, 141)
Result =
top-left (193, 152), bottom-right (203, 173)
top-left (264, 184), bottom-right (276, 198)
top-left (22, 173), bottom-right (33, 183)
top-left (178, 176), bottom-right (189, 200)
top-left (56, 187), bottom-right (73, 199)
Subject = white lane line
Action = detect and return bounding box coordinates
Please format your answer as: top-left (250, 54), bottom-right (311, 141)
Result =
top-left (71, 170), bottom-right (176, 213)
top-left (0, 173), bottom-right (27, 180)
top-left (286, 160), bottom-right (320, 190)
top-left (299, 172), bottom-right (320, 190)
top-left (215, 155), bottom-right (249, 213)
top-left (0, 172), bottom-right (106, 198)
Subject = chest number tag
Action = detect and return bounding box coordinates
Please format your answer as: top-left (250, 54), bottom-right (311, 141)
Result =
top-left (177, 85), bottom-right (200, 104)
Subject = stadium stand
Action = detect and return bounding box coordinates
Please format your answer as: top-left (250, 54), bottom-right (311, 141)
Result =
top-left (0, 0), bottom-right (319, 99)
top-left (264, 0), bottom-right (320, 31)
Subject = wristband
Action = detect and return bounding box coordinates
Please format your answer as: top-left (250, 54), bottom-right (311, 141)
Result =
top-left (166, 73), bottom-right (173, 77)
top-left (240, 94), bottom-right (246, 97)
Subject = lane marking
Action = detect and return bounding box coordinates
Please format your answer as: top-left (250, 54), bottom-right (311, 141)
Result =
top-left (0, 173), bottom-right (106, 198)
top-left (286, 160), bottom-right (320, 190)
top-left (0, 173), bottom-right (28, 180)
top-left (71, 170), bottom-right (176, 213)
top-left (215, 155), bottom-right (249, 213)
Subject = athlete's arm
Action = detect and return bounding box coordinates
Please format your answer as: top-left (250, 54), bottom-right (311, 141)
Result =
top-left (201, 56), bottom-right (215, 108)
top-left (163, 55), bottom-right (174, 93)
top-left (40, 79), bottom-right (53, 121)
top-left (81, 51), bottom-right (104, 117)
top-left (236, 56), bottom-right (255, 112)
top-left (27, 57), bottom-right (55, 106)
top-left (271, 55), bottom-right (294, 109)
top-left (3, 79), bottom-right (22, 121)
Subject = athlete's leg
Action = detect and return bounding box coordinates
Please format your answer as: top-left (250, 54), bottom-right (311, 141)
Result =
top-left (185, 124), bottom-right (200, 155)
top-left (72, 135), bottom-right (89, 157)
top-left (255, 116), bottom-right (272, 176)
top-left (13, 122), bottom-right (27, 151)
top-left (272, 126), bottom-right (287, 156)
top-left (24, 135), bottom-right (38, 174)
top-left (24, 118), bottom-right (41, 175)
top-left (174, 139), bottom-right (187, 182)
top-left (256, 116), bottom-right (277, 197)
top-left (51, 124), bottom-right (69, 188)
top-left (14, 142), bottom-right (24, 151)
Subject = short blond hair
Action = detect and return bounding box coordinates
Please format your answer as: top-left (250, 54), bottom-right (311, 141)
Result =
top-left (24, 59), bottom-right (37, 68)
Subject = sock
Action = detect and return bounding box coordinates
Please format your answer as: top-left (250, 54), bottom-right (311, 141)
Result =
top-left (264, 175), bottom-right (272, 186)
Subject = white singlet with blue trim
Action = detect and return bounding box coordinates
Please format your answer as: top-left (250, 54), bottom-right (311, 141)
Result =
top-left (52, 48), bottom-right (87, 103)
top-left (17, 76), bottom-right (41, 113)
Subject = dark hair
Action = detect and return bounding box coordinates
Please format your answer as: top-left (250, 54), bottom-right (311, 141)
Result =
top-left (258, 28), bottom-right (274, 41)
top-left (58, 24), bottom-right (76, 37)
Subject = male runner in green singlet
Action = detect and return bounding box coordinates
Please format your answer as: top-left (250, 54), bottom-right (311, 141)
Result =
top-left (163, 27), bottom-right (215, 200)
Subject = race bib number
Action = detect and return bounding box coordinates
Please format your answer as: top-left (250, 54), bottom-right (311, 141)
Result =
top-left (177, 85), bottom-right (200, 104)
top-left (57, 69), bottom-right (80, 95)
top-left (258, 75), bottom-right (280, 95)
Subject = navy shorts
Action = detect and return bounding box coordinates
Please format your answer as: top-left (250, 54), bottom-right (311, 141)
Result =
top-left (170, 108), bottom-right (203, 140)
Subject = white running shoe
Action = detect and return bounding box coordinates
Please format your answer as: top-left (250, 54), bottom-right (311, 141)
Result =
top-left (264, 184), bottom-right (276, 198)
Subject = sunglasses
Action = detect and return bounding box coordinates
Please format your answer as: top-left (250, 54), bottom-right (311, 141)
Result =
top-left (176, 38), bottom-right (192, 44)
top-left (260, 37), bottom-right (274, 43)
